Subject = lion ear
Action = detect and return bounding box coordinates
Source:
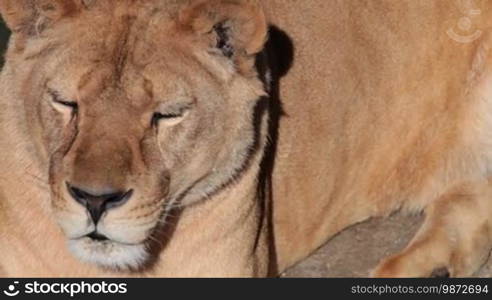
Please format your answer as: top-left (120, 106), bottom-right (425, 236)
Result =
top-left (179, 0), bottom-right (268, 74)
top-left (0, 0), bottom-right (79, 34)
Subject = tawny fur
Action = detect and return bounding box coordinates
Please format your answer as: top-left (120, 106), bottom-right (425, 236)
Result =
top-left (1, 0), bottom-right (492, 277)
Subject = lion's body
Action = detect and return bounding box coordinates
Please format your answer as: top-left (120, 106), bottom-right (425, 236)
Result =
top-left (267, 0), bottom-right (492, 273)
top-left (1, 0), bottom-right (492, 277)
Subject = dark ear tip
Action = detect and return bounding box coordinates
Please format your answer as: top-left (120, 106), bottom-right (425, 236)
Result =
top-left (213, 22), bottom-right (235, 58)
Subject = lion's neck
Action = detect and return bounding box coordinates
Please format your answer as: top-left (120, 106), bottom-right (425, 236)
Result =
top-left (147, 162), bottom-right (269, 277)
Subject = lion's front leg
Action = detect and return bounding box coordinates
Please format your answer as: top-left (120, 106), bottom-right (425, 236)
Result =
top-left (372, 180), bottom-right (492, 277)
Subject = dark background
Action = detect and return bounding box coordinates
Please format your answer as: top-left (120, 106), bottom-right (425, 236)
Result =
top-left (0, 18), bottom-right (10, 68)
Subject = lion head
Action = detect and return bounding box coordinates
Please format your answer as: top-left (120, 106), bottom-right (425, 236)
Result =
top-left (0, 0), bottom-right (268, 270)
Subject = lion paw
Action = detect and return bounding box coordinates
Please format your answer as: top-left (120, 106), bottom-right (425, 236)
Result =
top-left (371, 253), bottom-right (450, 278)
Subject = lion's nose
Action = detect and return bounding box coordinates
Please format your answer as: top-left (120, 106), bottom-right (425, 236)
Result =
top-left (66, 183), bottom-right (133, 224)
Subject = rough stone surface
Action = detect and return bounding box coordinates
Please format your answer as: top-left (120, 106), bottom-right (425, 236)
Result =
top-left (283, 213), bottom-right (492, 277)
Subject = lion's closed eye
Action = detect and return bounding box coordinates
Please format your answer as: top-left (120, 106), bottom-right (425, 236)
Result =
top-left (48, 89), bottom-right (78, 115)
top-left (152, 101), bottom-right (193, 127)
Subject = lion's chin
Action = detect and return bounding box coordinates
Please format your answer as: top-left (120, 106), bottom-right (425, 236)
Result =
top-left (68, 237), bottom-right (148, 270)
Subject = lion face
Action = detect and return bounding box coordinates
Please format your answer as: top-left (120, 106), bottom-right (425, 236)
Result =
top-left (0, 0), bottom-right (267, 270)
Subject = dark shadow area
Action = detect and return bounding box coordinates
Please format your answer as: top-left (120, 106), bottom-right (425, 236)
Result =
top-left (138, 207), bottom-right (185, 272)
top-left (257, 25), bottom-right (295, 276)
top-left (0, 18), bottom-right (10, 68)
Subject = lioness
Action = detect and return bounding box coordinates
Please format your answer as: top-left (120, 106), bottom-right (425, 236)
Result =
top-left (1, 0), bottom-right (492, 277)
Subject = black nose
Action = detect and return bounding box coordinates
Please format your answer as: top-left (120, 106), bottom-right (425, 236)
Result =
top-left (66, 183), bottom-right (133, 224)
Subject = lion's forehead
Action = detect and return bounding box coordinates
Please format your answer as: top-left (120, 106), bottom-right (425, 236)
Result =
top-left (42, 37), bottom-right (216, 111)
top-left (37, 24), bottom-right (224, 106)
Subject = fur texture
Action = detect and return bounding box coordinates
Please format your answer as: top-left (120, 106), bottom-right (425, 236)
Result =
top-left (1, 0), bottom-right (492, 277)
